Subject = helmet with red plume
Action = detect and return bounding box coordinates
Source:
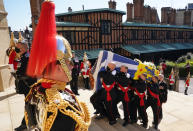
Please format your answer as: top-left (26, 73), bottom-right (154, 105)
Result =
top-left (27, 1), bottom-right (57, 77)
top-left (27, 1), bottom-right (73, 82)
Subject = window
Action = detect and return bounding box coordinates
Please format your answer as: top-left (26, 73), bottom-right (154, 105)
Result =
top-left (151, 31), bottom-right (157, 40)
top-left (62, 31), bottom-right (75, 44)
top-left (190, 32), bottom-right (193, 39)
top-left (131, 30), bottom-right (137, 40)
top-left (101, 20), bottom-right (111, 35)
top-left (178, 31), bottom-right (183, 39)
top-left (166, 31), bottom-right (171, 39)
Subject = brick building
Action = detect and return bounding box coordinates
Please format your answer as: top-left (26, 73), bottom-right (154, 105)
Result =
top-left (162, 4), bottom-right (193, 26)
top-left (126, 0), bottom-right (160, 24)
top-left (55, 0), bottom-right (193, 64)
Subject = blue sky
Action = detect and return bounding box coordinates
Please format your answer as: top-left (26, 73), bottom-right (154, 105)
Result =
top-left (4, 0), bottom-right (192, 31)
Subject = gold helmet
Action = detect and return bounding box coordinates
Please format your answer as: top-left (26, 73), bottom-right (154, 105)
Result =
top-left (187, 72), bottom-right (190, 79)
top-left (18, 32), bottom-right (24, 43)
top-left (9, 32), bottom-right (18, 47)
top-left (83, 52), bottom-right (88, 61)
top-left (170, 68), bottom-right (174, 74)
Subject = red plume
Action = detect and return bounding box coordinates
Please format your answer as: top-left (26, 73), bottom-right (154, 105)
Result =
top-left (27, 1), bottom-right (57, 77)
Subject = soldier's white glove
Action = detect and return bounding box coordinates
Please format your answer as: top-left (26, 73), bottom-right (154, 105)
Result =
top-left (112, 70), bottom-right (116, 76)
top-left (126, 73), bottom-right (130, 78)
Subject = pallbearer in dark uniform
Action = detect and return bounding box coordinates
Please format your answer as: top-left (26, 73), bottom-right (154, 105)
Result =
top-left (97, 62), bottom-right (117, 125)
top-left (115, 65), bottom-right (133, 126)
top-left (158, 74), bottom-right (168, 122)
top-left (146, 75), bottom-right (160, 130)
top-left (131, 74), bottom-right (148, 128)
top-left (70, 51), bottom-right (80, 95)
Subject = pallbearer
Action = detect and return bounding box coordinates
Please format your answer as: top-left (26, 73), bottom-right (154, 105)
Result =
top-left (130, 73), bottom-right (148, 128)
top-left (98, 62), bottom-right (118, 125)
top-left (115, 65), bottom-right (133, 126)
top-left (146, 75), bottom-right (160, 130)
top-left (158, 74), bottom-right (168, 122)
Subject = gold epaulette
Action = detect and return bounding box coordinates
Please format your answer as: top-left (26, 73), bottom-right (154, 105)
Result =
top-left (25, 78), bottom-right (66, 102)
top-left (25, 78), bottom-right (91, 131)
top-left (44, 86), bottom-right (91, 131)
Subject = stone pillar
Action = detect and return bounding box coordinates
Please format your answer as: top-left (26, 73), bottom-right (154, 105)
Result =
top-left (0, 0), bottom-right (11, 91)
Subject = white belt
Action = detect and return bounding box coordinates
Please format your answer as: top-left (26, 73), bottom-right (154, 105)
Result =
top-left (102, 85), bottom-right (112, 88)
top-left (134, 91), bottom-right (145, 95)
top-left (83, 75), bottom-right (89, 78)
top-left (118, 87), bottom-right (131, 91)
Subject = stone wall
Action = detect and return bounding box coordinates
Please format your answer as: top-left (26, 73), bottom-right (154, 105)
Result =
top-left (0, 0), bottom-right (11, 91)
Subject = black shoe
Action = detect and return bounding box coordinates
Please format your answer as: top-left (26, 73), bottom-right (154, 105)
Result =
top-left (94, 110), bottom-right (100, 115)
top-left (115, 114), bottom-right (120, 119)
top-left (109, 120), bottom-right (117, 125)
top-left (75, 92), bottom-right (80, 95)
top-left (130, 120), bottom-right (137, 124)
top-left (154, 125), bottom-right (158, 130)
top-left (142, 123), bottom-right (147, 129)
top-left (122, 121), bottom-right (129, 126)
top-left (95, 114), bottom-right (104, 120)
top-left (14, 124), bottom-right (27, 131)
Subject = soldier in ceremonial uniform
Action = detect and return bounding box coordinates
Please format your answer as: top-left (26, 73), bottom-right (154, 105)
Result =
top-left (14, 40), bottom-right (37, 131)
top-left (146, 75), bottom-right (160, 130)
top-left (7, 32), bottom-right (20, 71)
top-left (97, 62), bottom-right (118, 125)
top-left (115, 65), bottom-right (133, 126)
top-left (158, 74), bottom-right (168, 122)
top-left (130, 73), bottom-right (148, 128)
top-left (169, 68), bottom-right (175, 90)
top-left (80, 53), bottom-right (91, 89)
top-left (24, 1), bottom-right (91, 131)
top-left (184, 73), bottom-right (190, 95)
top-left (70, 51), bottom-right (80, 95)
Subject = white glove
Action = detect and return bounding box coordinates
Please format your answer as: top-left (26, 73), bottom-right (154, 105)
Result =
top-left (126, 73), bottom-right (130, 78)
top-left (112, 70), bottom-right (116, 76)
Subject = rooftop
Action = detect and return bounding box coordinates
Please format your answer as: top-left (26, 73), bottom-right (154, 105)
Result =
top-left (56, 8), bottom-right (126, 17)
top-left (56, 22), bottom-right (91, 27)
top-left (122, 22), bottom-right (193, 29)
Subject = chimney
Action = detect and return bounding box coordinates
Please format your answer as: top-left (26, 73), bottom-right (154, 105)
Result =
top-left (109, 0), bottom-right (116, 10)
top-left (112, 1), bottom-right (117, 10)
top-left (126, 2), bottom-right (133, 22)
top-left (144, 6), bottom-right (151, 23)
top-left (68, 7), bottom-right (72, 12)
top-left (184, 10), bottom-right (191, 25)
top-left (161, 7), bottom-right (168, 24)
top-left (133, 0), bottom-right (144, 22)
